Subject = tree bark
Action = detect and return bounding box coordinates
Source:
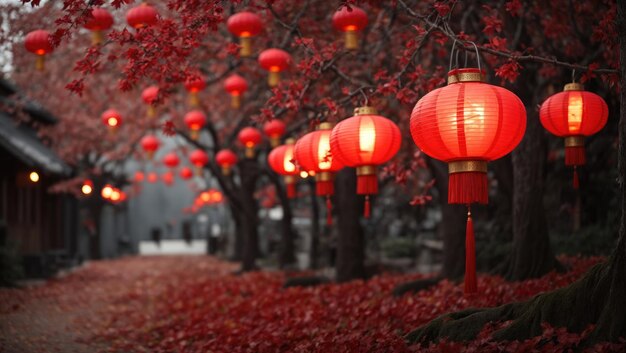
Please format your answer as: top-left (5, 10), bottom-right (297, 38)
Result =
top-left (267, 170), bottom-right (297, 269)
top-left (229, 204), bottom-right (244, 261)
top-left (335, 168), bottom-right (366, 282)
top-left (239, 158), bottom-right (260, 272)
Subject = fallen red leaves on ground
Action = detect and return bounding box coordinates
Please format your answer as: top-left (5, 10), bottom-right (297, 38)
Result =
top-left (1, 255), bottom-right (624, 352)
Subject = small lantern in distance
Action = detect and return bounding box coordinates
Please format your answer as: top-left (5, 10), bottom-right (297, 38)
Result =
top-left (24, 30), bottom-right (53, 71)
top-left (238, 127), bottom-right (262, 158)
top-left (147, 172), bottom-right (158, 183)
top-left (332, 5), bottom-right (368, 50)
top-left (216, 149), bottom-right (238, 175)
top-left (126, 3), bottom-right (158, 29)
top-left (162, 152), bottom-right (180, 169)
top-left (184, 74), bottom-right (206, 107)
top-left (84, 8), bottom-right (114, 45)
top-left (179, 167), bottom-right (193, 180)
top-left (258, 49), bottom-right (291, 87)
top-left (81, 180), bottom-right (93, 195)
top-left (140, 135), bottom-right (160, 160)
top-left (183, 110), bottom-right (206, 140)
top-left (224, 74), bottom-right (248, 109)
top-left (189, 149), bottom-right (209, 175)
top-left (101, 109), bottom-right (122, 134)
top-left (142, 86), bottom-right (159, 118)
top-left (226, 11), bottom-right (263, 57)
top-left (263, 119), bottom-right (286, 147)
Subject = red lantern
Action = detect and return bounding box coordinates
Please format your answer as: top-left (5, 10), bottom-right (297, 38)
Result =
top-left (268, 139), bottom-right (300, 198)
top-left (162, 171), bottom-right (174, 186)
top-left (162, 152), bottom-right (180, 169)
top-left (258, 49), bottom-right (291, 87)
top-left (134, 171), bottom-right (145, 182)
top-left (183, 110), bottom-right (206, 140)
top-left (101, 184), bottom-right (113, 199)
top-left (179, 167), bottom-right (193, 180)
top-left (189, 149), bottom-right (209, 175)
top-left (84, 8), bottom-right (113, 45)
top-left (209, 189), bottom-right (224, 204)
top-left (140, 135), bottom-right (160, 160)
top-left (216, 149), bottom-right (238, 175)
top-left (238, 127), bottom-right (262, 158)
top-left (332, 5), bottom-right (368, 50)
top-left (81, 180), bottom-right (93, 195)
top-left (226, 11), bottom-right (263, 57)
top-left (147, 172), bottom-right (158, 183)
top-left (295, 122), bottom-right (344, 224)
top-left (539, 83), bottom-right (608, 189)
top-left (24, 30), bottom-right (53, 71)
top-left (185, 74), bottom-right (206, 107)
top-left (126, 3), bottom-right (158, 29)
top-left (410, 68), bottom-right (526, 295)
top-left (142, 86), bottom-right (159, 118)
top-left (263, 119), bottom-right (286, 147)
top-left (330, 106), bottom-right (401, 218)
top-left (224, 74), bottom-right (248, 109)
top-left (101, 109), bottom-right (122, 134)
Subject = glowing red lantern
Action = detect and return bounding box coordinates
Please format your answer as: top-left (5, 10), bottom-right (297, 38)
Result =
top-left (101, 184), bottom-right (113, 199)
top-left (224, 74), bottom-right (248, 109)
top-left (84, 8), bottom-right (113, 45)
top-left (81, 180), bottom-right (93, 195)
top-left (142, 86), bottom-right (159, 118)
top-left (126, 3), bottom-right (158, 29)
top-left (216, 149), bottom-right (238, 175)
top-left (185, 74), bottom-right (206, 107)
top-left (179, 167), bottom-right (193, 180)
top-left (258, 49), bottom-right (291, 87)
top-left (147, 172), bottom-right (158, 183)
top-left (539, 82), bottom-right (608, 188)
top-left (226, 11), bottom-right (263, 57)
top-left (238, 127), bottom-right (262, 158)
top-left (189, 149), bottom-right (209, 175)
top-left (134, 171), bottom-right (145, 182)
top-left (209, 189), bottom-right (224, 204)
top-left (162, 152), bottom-right (180, 169)
top-left (162, 171), bottom-right (174, 186)
top-left (268, 139), bottom-right (300, 198)
top-left (101, 109), bottom-right (122, 134)
top-left (140, 135), bottom-right (160, 160)
top-left (332, 5), bottom-right (368, 50)
top-left (183, 110), bottom-right (206, 140)
top-left (263, 119), bottom-right (286, 147)
top-left (410, 68), bottom-right (526, 294)
top-left (330, 106), bottom-right (401, 218)
top-left (24, 30), bottom-right (53, 71)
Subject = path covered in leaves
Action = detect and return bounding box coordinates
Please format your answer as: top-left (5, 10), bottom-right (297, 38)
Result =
top-left (0, 255), bottom-right (621, 352)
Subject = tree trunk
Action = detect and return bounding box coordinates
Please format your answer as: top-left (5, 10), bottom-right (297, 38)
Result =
top-left (309, 178), bottom-right (320, 270)
top-left (229, 204), bottom-right (244, 261)
top-left (269, 171), bottom-right (297, 269)
top-left (335, 168), bottom-right (366, 282)
top-left (239, 158), bottom-right (260, 272)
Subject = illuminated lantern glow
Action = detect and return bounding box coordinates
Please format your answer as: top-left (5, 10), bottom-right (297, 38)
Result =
top-left (29, 171), bottom-right (40, 183)
top-left (539, 82), bottom-right (608, 189)
top-left (126, 3), bottom-right (158, 29)
top-left (179, 167), bottom-right (193, 180)
top-left (81, 180), bottom-right (93, 195)
top-left (110, 188), bottom-right (121, 202)
top-left (226, 11), bottom-right (263, 57)
top-left (134, 171), bottom-right (145, 182)
top-left (101, 109), bottom-right (122, 134)
top-left (162, 171), bottom-right (174, 186)
top-left (84, 8), bottom-right (114, 45)
top-left (147, 172), bottom-right (158, 183)
top-left (258, 49), bottom-right (291, 87)
top-left (216, 149), bottom-right (238, 175)
top-left (332, 5), bottom-right (368, 50)
top-left (25, 30), bottom-right (53, 71)
top-left (183, 110), bottom-right (206, 140)
top-left (268, 139), bottom-right (300, 198)
top-left (295, 122), bottom-right (344, 224)
top-left (238, 127), bottom-right (262, 158)
top-left (263, 119), bottom-right (286, 147)
top-left (140, 135), bottom-right (160, 160)
top-left (142, 86), bottom-right (159, 118)
top-left (189, 149), bottom-right (209, 175)
top-left (184, 74), bottom-right (206, 107)
top-left (209, 189), bottom-right (224, 204)
top-left (410, 68), bottom-right (526, 294)
top-left (162, 152), bottom-right (180, 169)
top-left (330, 106), bottom-right (401, 218)
top-left (224, 74), bottom-right (248, 109)
top-left (101, 184), bottom-right (113, 199)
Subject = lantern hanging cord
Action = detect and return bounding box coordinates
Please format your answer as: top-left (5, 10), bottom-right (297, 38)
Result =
top-left (448, 39), bottom-right (482, 72)
top-left (572, 69), bottom-right (577, 83)
top-left (359, 88), bottom-right (369, 106)
top-left (448, 38), bottom-right (458, 72)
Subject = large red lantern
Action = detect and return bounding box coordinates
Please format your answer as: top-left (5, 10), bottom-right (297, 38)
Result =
top-left (332, 5), bottom-right (368, 50)
top-left (189, 149), bottom-right (209, 175)
top-left (162, 152), bottom-right (180, 169)
top-left (539, 82), bottom-right (608, 188)
top-left (84, 8), bottom-right (113, 45)
top-left (101, 109), bottom-right (122, 134)
top-left (295, 122), bottom-right (344, 224)
top-left (183, 110), bottom-right (206, 140)
top-left (126, 3), bottom-right (158, 29)
top-left (184, 74), bottom-right (206, 107)
top-left (179, 167), bottom-right (193, 180)
top-left (410, 68), bottom-right (526, 295)
top-left (263, 119), bottom-right (286, 147)
top-left (216, 149), bottom-right (238, 175)
top-left (268, 139), bottom-right (300, 198)
top-left (226, 12), bottom-right (263, 57)
top-left (330, 106), bottom-right (401, 218)
top-left (238, 127), bottom-right (262, 158)
top-left (140, 135), bottom-right (160, 160)
top-left (24, 30), bottom-right (53, 71)
top-left (224, 74), bottom-right (248, 109)
top-left (142, 86), bottom-right (159, 118)
top-left (258, 49), bottom-right (291, 87)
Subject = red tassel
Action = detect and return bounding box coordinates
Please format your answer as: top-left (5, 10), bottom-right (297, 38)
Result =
top-left (317, 180), bottom-right (334, 196)
top-left (573, 168), bottom-right (580, 190)
top-left (326, 196), bottom-right (333, 226)
top-left (364, 195), bottom-right (371, 219)
top-left (449, 172), bottom-right (488, 205)
top-left (287, 183), bottom-right (296, 198)
top-left (565, 146), bottom-right (586, 166)
top-left (464, 210), bottom-right (477, 295)
top-left (357, 175), bottom-right (378, 195)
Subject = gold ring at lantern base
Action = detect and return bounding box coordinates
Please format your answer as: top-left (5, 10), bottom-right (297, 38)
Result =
top-left (354, 106), bottom-right (378, 116)
top-left (564, 83), bottom-right (584, 92)
top-left (316, 171), bottom-right (334, 182)
top-left (356, 165), bottom-right (376, 176)
top-left (317, 122), bottom-right (335, 130)
top-left (284, 175), bottom-right (296, 184)
top-left (448, 161), bottom-right (488, 174)
top-left (447, 72), bottom-right (485, 84)
top-left (564, 136), bottom-right (584, 147)
top-left (285, 138), bottom-right (296, 145)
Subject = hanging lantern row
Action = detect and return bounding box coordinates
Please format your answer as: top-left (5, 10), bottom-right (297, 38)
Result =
top-left (101, 184), bottom-right (126, 203)
top-left (195, 188), bottom-right (224, 208)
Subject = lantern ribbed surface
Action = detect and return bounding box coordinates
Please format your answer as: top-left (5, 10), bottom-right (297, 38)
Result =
top-left (25, 30), bottom-right (52, 54)
top-left (227, 12), bottom-right (263, 37)
top-left (268, 143), bottom-right (299, 198)
top-left (126, 3), bottom-right (158, 28)
top-left (332, 6), bottom-right (368, 32)
top-left (295, 129), bottom-right (344, 173)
